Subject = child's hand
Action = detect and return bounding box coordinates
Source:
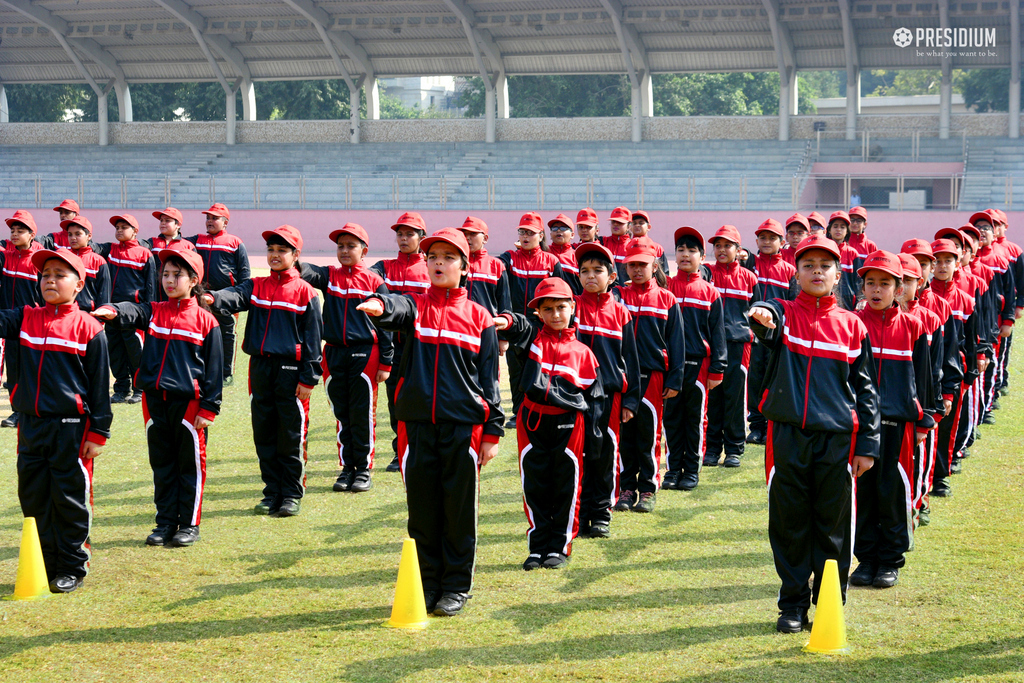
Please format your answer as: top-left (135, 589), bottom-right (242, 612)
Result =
top-left (357, 299), bottom-right (384, 317)
top-left (81, 441), bottom-right (102, 460)
top-left (621, 407), bottom-right (634, 423)
top-left (1000, 323), bottom-right (1013, 338)
top-left (201, 293), bottom-right (215, 306)
top-left (91, 307), bottom-right (117, 321)
top-left (978, 357), bottom-right (989, 373)
top-left (915, 430), bottom-right (927, 446)
top-left (498, 339), bottom-right (509, 356)
top-left (943, 398), bottom-right (952, 416)
top-left (295, 383), bottom-right (313, 401)
top-left (663, 388), bottom-right (679, 399)
top-left (479, 441), bottom-right (498, 467)
top-left (708, 377), bottom-right (723, 391)
top-left (376, 369), bottom-right (390, 384)
top-left (493, 316), bottom-right (509, 331)
top-left (747, 306), bottom-right (775, 329)
top-left (194, 415), bottom-right (211, 431)
top-left (851, 455), bottom-right (874, 477)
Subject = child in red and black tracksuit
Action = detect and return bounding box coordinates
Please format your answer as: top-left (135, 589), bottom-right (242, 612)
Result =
top-left (460, 216), bottom-right (512, 319)
top-left (101, 214), bottom-right (158, 404)
top-left (747, 234), bottom-right (879, 633)
top-left (573, 208), bottom-right (602, 247)
top-left (746, 219), bottom-right (796, 445)
top-left (499, 212), bottom-right (566, 423)
top-left (149, 208), bottom-right (197, 303)
top-left (827, 211), bottom-right (861, 310)
top-left (850, 251), bottom-right (934, 590)
top-left (359, 228), bottom-right (504, 618)
top-left (992, 210), bottom-right (1022, 393)
top-left (0, 248), bottom-right (112, 593)
top-left (663, 227), bottom-right (727, 491)
top-left (59, 216), bottom-right (111, 313)
top-left (548, 213), bottom-right (582, 294)
top-left (211, 225), bottom-right (322, 518)
top-left (370, 211), bottom-right (430, 471)
top-left (781, 213), bottom-right (810, 268)
top-left (706, 225), bottom-right (757, 468)
top-left (630, 211), bottom-right (671, 274)
top-left (573, 243), bottom-right (640, 537)
top-left (39, 198), bottom-right (79, 251)
top-left (603, 206), bottom-right (634, 284)
top-left (301, 223), bottom-right (393, 494)
top-left (971, 212), bottom-right (1015, 423)
top-left (187, 203), bottom-right (250, 385)
top-left (615, 239), bottom-right (685, 513)
top-left (496, 277), bottom-right (603, 570)
top-left (94, 248), bottom-right (222, 549)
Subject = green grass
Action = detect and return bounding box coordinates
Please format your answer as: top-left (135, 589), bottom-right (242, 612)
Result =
top-left (0, 323), bottom-right (1023, 682)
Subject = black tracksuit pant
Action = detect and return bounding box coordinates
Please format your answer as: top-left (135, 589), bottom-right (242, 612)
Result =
top-left (747, 340), bottom-right (769, 435)
top-left (707, 341), bottom-right (749, 459)
top-left (323, 343), bottom-right (380, 472)
top-left (249, 356), bottom-right (310, 503)
top-left (998, 330), bottom-right (1012, 389)
top-left (398, 420), bottom-right (483, 594)
top-left (212, 308), bottom-right (237, 380)
top-left (855, 420), bottom-right (914, 568)
top-left (108, 318), bottom-right (143, 395)
top-left (143, 393), bottom-right (207, 529)
top-left (619, 371), bottom-right (664, 495)
top-left (17, 414), bottom-right (93, 581)
top-left (767, 421), bottom-right (855, 612)
top-left (507, 345), bottom-right (525, 418)
top-left (581, 392), bottom-right (619, 527)
top-left (934, 383), bottom-right (964, 484)
top-left (518, 401), bottom-right (585, 560)
top-left (665, 358), bottom-right (710, 477)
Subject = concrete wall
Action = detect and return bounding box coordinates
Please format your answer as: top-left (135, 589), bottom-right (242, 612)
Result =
top-left (0, 113), bottom-right (1017, 146)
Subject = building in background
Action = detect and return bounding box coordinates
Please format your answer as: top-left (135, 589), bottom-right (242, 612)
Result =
top-left (379, 77), bottom-right (466, 115)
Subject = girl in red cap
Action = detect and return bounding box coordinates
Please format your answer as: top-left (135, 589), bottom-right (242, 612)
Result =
top-left (494, 277), bottom-right (603, 570)
top-left (209, 225), bottom-right (323, 518)
top-left (850, 250), bottom-right (934, 590)
top-left (847, 206), bottom-right (878, 276)
top-left (826, 211), bottom-right (860, 309)
top-left (94, 248), bottom-right (222, 548)
top-left (358, 228), bottom-right (504, 617)
top-left (300, 223), bottom-right (393, 494)
top-left (747, 234), bottom-right (879, 634)
top-left (547, 214), bottom-right (581, 294)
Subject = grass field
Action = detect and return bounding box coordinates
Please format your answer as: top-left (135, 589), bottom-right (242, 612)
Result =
top-left (0, 317), bottom-right (1023, 682)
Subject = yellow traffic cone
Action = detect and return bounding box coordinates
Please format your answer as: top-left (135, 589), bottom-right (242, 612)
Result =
top-left (4, 518), bottom-right (50, 601)
top-left (804, 558), bottom-right (849, 654)
top-left (385, 538), bottom-right (428, 629)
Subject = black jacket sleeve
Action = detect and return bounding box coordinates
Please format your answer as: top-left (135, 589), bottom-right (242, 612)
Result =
top-left (998, 267), bottom-right (1015, 324)
top-left (92, 242), bottom-right (112, 260)
top-left (199, 325), bottom-right (224, 417)
top-left (369, 261), bottom-right (386, 280)
top-left (1013, 254), bottom-right (1024, 309)
top-left (851, 338), bottom-right (881, 459)
top-left (708, 297), bottom-right (728, 376)
top-left (368, 293), bottom-right (418, 334)
top-left (143, 256), bottom-right (158, 303)
top-left (620, 319), bottom-right (642, 415)
top-left (479, 323), bottom-right (505, 441)
top-left (374, 283), bottom-right (396, 368)
top-left (111, 302), bottom-right (154, 330)
top-left (664, 302), bottom-right (686, 391)
top-left (963, 309), bottom-right (980, 384)
top-left (912, 331), bottom-right (935, 431)
top-left (94, 263), bottom-right (112, 307)
top-left (211, 279), bottom-right (255, 315)
top-left (298, 296), bottom-right (323, 388)
top-left (0, 308), bottom-right (24, 338)
top-left (299, 262), bottom-right (330, 291)
top-left (496, 311), bottom-right (539, 353)
top-left (749, 300), bottom-right (784, 346)
top-left (939, 316), bottom-right (963, 397)
top-left (235, 242), bottom-right (251, 283)
top-left (496, 268), bottom-right (513, 317)
top-left (85, 330), bottom-right (113, 440)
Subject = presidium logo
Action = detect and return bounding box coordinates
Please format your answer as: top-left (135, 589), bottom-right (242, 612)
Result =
top-left (893, 27), bottom-right (914, 48)
top-left (893, 26), bottom-right (997, 48)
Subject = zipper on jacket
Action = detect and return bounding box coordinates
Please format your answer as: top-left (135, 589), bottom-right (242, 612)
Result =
top-left (431, 290), bottom-right (449, 423)
top-left (258, 275), bottom-right (280, 355)
top-left (155, 300), bottom-right (185, 389)
top-left (801, 297), bottom-right (820, 429)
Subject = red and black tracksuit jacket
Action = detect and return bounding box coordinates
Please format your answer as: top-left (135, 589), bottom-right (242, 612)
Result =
top-left (303, 262), bottom-right (394, 472)
top-left (549, 243), bottom-right (582, 294)
top-left (665, 271), bottom-right (727, 476)
top-left (189, 230), bottom-right (251, 379)
top-left (995, 235), bottom-right (1023, 391)
top-left (748, 253), bottom-right (797, 433)
top-left (106, 297), bottom-right (222, 530)
top-left (0, 302), bottom-right (111, 581)
top-left (499, 318), bottom-right (603, 561)
top-left (707, 260), bottom-right (757, 458)
top-left (103, 239), bottom-right (158, 395)
top-left (38, 230), bottom-right (70, 251)
top-left (750, 292), bottom-right (880, 612)
top-left (0, 241), bottom-right (44, 392)
top-left (848, 233), bottom-right (879, 278)
top-left (573, 289), bottom-right (640, 526)
top-left (616, 279), bottom-right (685, 493)
top-left (603, 234), bottom-right (669, 284)
top-left (906, 296), bottom-right (950, 511)
top-left (368, 285), bottom-right (503, 594)
top-left (466, 249), bottom-right (512, 317)
top-left (855, 305), bottom-right (933, 569)
top-left (213, 268), bottom-right (323, 503)
top-left (71, 246), bottom-right (111, 313)
top-left (837, 242), bottom-right (860, 310)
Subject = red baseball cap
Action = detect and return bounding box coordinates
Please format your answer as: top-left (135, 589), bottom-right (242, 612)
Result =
top-left (262, 224), bottom-right (303, 251)
top-left (828, 210), bottom-right (851, 226)
top-left (785, 213), bottom-right (810, 231)
top-left (420, 227), bottom-right (470, 260)
top-left (968, 210), bottom-right (996, 227)
top-left (460, 216), bottom-right (488, 235)
top-left (202, 203), bottom-right (230, 220)
top-left (931, 239), bottom-right (959, 257)
top-left (807, 211), bottom-right (828, 228)
top-left (755, 218), bottom-right (784, 237)
top-left (857, 250), bottom-right (903, 279)
top-left (632, 210), bottom-right (651, 225)
top-left (959, 223), bottom-right (982, 243)
top-left (934, 227), bottom-right (964, 245)
top-left (159, 243), bottom-right (206, 283)
top-left (548, 213), bottom-right (574, 230)
top-left (153, 207), bottom-right (184, 224)
top-left (391, 211), bottom-right (426, 232)
top-left (898, 253), bottom-right (923, 279)
top-left (576, 208), bottom-right (598, 227)
top-left (518, 212), bottom-right (543, 233)
top-left (53, 199), bottom-right (80, 214)
top-left (60, 216), bottom-right (93, 234)
top-left (328, 223), bottom-right (369, 245)
top-left (5, 209), bottom-right (37, 234)
top-left (575, 241), bottom-right (615, 265)
top-left (674, 226), bottom-right (704, 245)
top-left (709, 225), bottom-right (742, 246)
top-left (901, 238), bottom-right (935, 260)
top-left (794, 234), bottom-right (842, 262)
top-left (849, 206), bottom-right (868, 219)
top-left (109, 214), bottom-right (140, 230)
top-left (32, 248), bottom-right (86, 281)
top-left (610, 206), bottom-right (632, 223)
top-left (527, 276), bottom-right (575, 308)
top-left (992, 209), bottom-right (1008, 226)
top-left (623, 239), bottom-right (658, 264)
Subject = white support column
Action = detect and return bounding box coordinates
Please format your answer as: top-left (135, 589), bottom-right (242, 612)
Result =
top-left (484, 80), bottom-right (496, 143)
top-left (114, 80), bottom-right (132, 122)
top-left (939, 0), bottom-right (951, 139)
top-left (640, 70), bottom-right (653, 117)
top-left (846, 68), bottom-right (859, 140)
top-left (495, 71), bottom-right (509, 119)
top-left (778, 67), bottom-right (792, 141)
top-left (630, 81), bottom-right (642, 142)
top-left (0, 83), bottom-right (7, 123)
top-left (349, 81), bottom-right (361, 144)
top-left (789, 71), bottom-right (798, 115)
top-left (240, 78), bottom-right (256, 121)
top-left (365, 78), bottom-right (380, 120)
top-left (97, 89), bottom-right (109, 147)
top-left (1010, 0), bottom-right (1021, 139)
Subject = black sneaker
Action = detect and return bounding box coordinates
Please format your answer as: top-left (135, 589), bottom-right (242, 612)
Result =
top-left (662, 471), bottom-right (680, 490)
top-left (723, 455), bottom-right (742, 468)
top-left (146, 524), bottom-right (177, 546)
top-left (504, 415), bottom-right (517, 429)
top-left (424, 590), bottom-right (439, 612)
top-left (678, 472), bottom-right (699, 491)
top-left (776, 609), bottom-right (809, 633)
top-left (950, 458), bottom-right (962, 475)
top-left (254, 498), bottom-right (276, 515)
top-left (0, 412), bottom-right (18, 429)
top-left (274, 498), bottom-right (301, 517)
top-left (169, 525), bottom-right (200, 547)
top-left (49, 574), bottom-right (83, 594)
top-left (126, 391), bottom-right (143, 405)
top-left (873, 566), bottom-right (899, 588)
top-left (386, 456), bottom-right (401, 473)
top-left (992, 398), bottom-right (1001, 411)
top-left (745, 431), bottom-right (766, 445)
top-left (350, 470), bottom-right (372, 493)
top-left (998, 386), bottom-right (1009, 397)
top-left (931, 478), bottom-right (952, 497)
top-left (633, 492), bottom-right (656, 513)
top-left (919, 505), bottom-right (931, 526)
top-left (702, 455), bottom-right (720, 467)
top-left (982, 412), bottom-right (996, 425)
top-left (849, 562), bottom-right (877, 586)
top-left (333, 470), bottom-right (353, 492)
top-left (433, 592), bottom-right (470, 616)
top-left (110, 392), bottom-right (130, 404)
top-left (961, 447), bottom-right (972, 459)
top-left (588, 522), bottom-right (610, 538)
top-left (613, 490), bottom-right (636, 511)
top-left (522, 554), bottom-right (542, 571)
top-left (542, 553), bottom-right (569, 569)
top-left (223, 375), bottom-right (234, 387)
top-left (974, 428), bottom-right (983, 442)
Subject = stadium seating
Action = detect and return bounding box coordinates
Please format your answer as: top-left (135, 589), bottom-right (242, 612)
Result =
top-left (956, 137), bottom-right (1024, 211)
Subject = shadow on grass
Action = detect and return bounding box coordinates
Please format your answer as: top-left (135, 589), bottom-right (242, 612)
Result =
top-left (0, 545), bottom-right (18, 562)
top-left (238, 541), bottom-right (405, 574)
